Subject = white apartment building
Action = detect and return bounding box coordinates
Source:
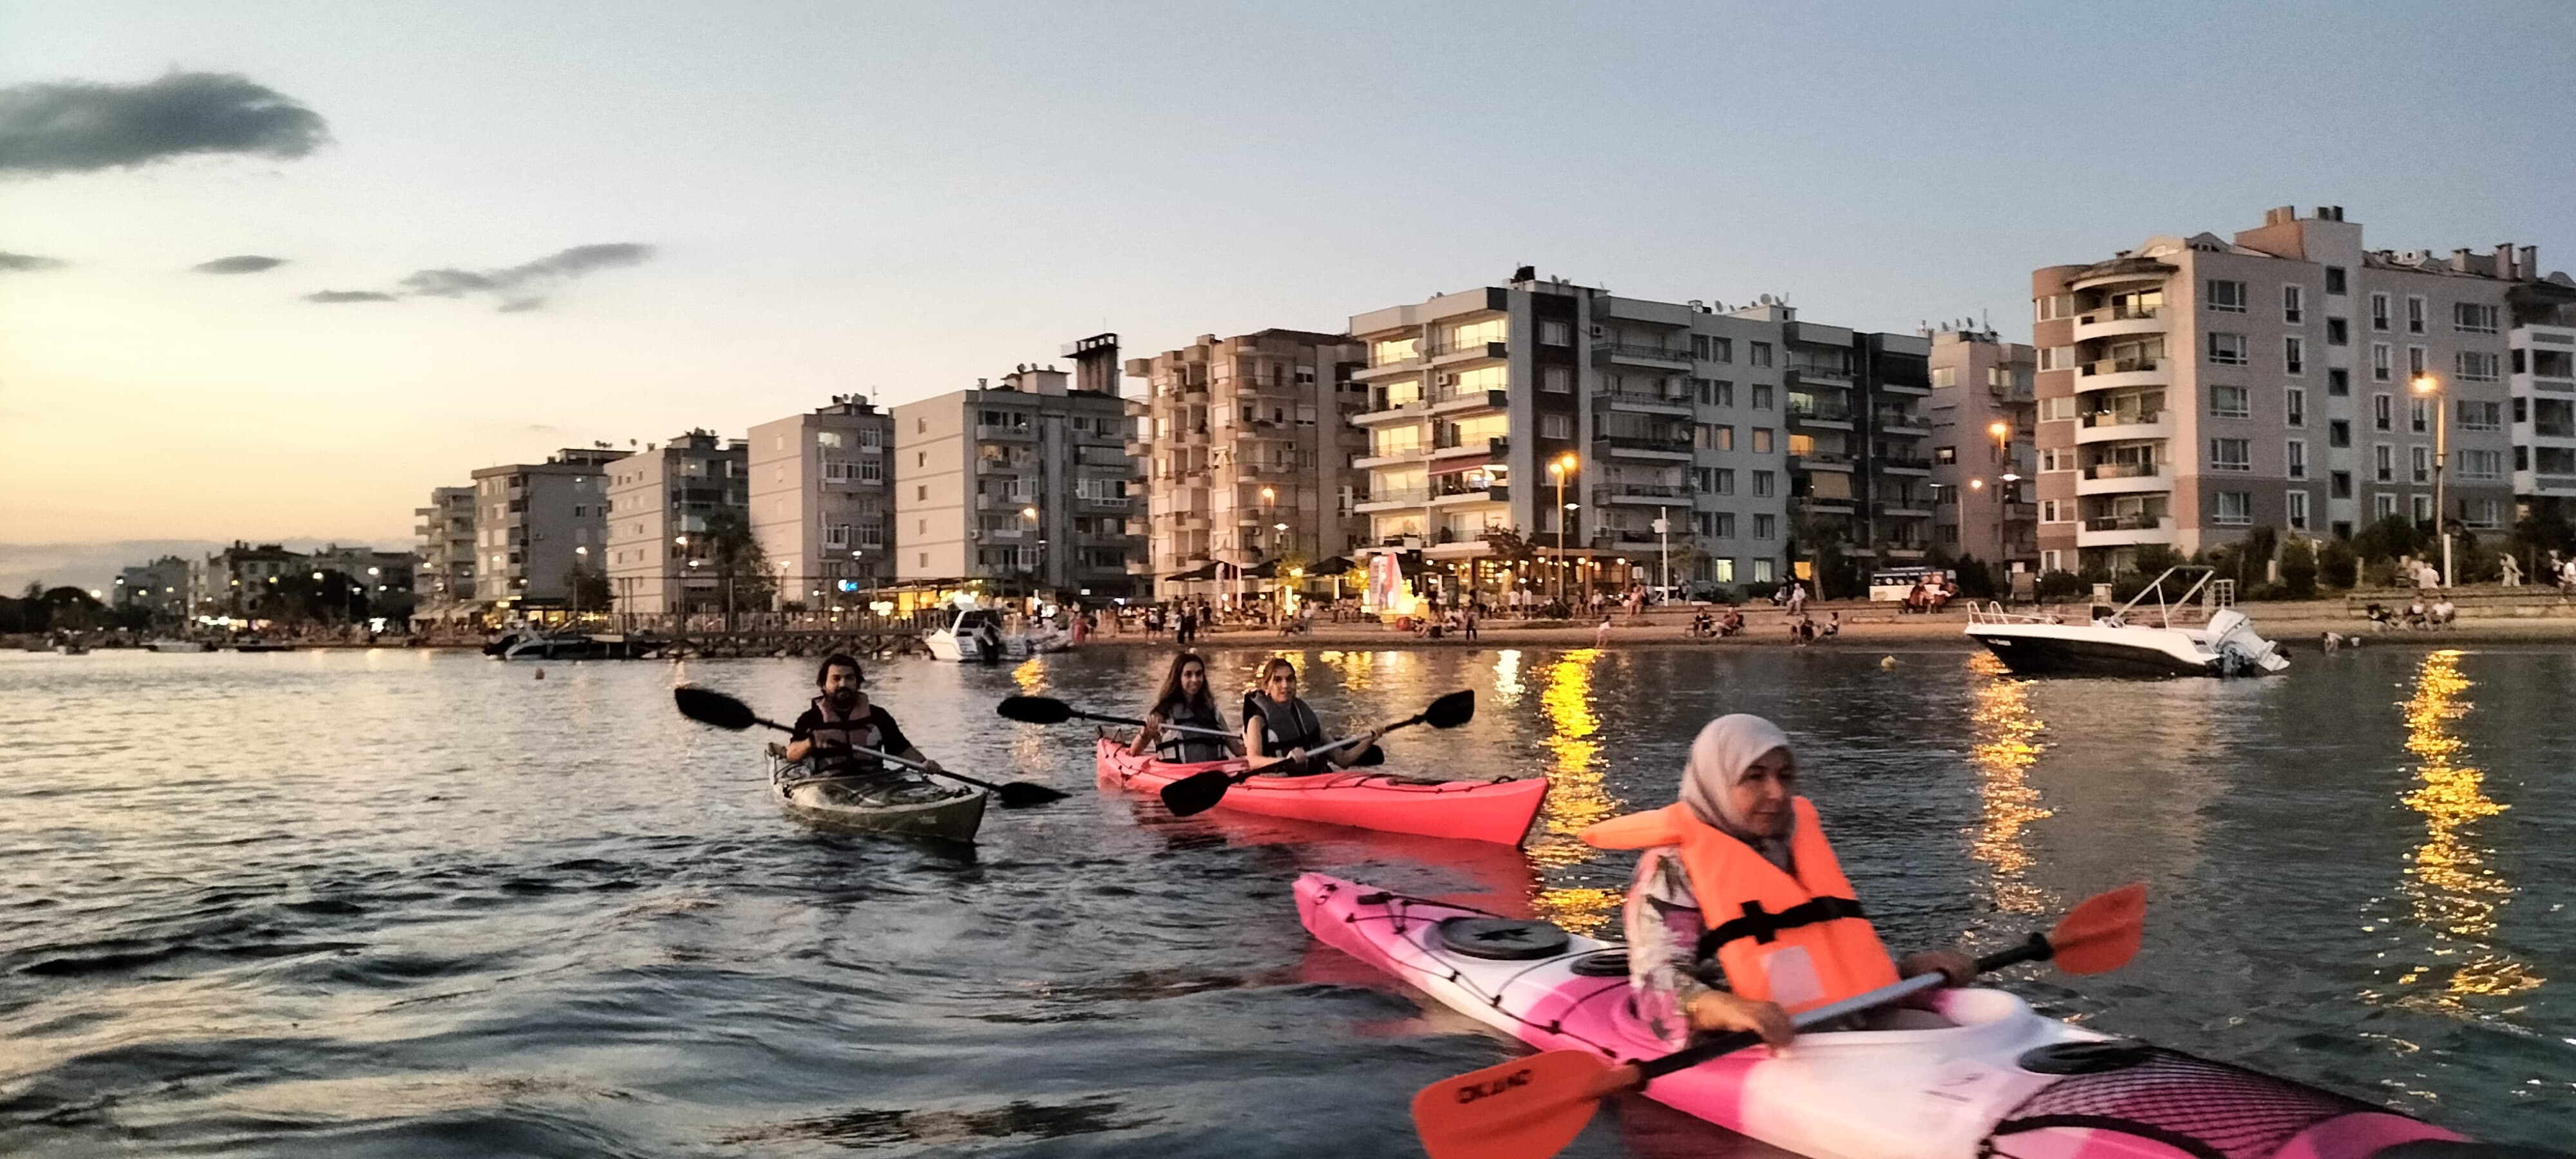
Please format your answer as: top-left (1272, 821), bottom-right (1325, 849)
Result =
top-left (2034, 206), bottom-right (2521, 574)
top-left (748, 396), bottom-right (896, 610)
top-left (191, 542), bottom-right (309, 618)
top-left (471, 448), bottom-right (623, 612)
top-left (604, 431), bottom-right (749, 616)
top-left (115, 556), bottom-right (191, 618)
top-left (893, 364), bottom-right (1141, 595)
top-left (1126, 329), bottom-right (1367, 601)
top-left (415, 485), bottom-right (477, 607)
top-left (1925, 326), bottom-right (2038, 570)
top-left (308, 543), bottom-right (418, 619)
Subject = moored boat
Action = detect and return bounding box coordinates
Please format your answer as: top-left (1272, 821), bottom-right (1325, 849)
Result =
top-left (1965, 566), bottom-right (2287, 677)
top-left (144, 638), bottom-right (214, 653)
top-left (230, 636), bottom-right (297, 653)
top-left (768, 746), bottom-right (985, 843)
top-left (1297, 874), bottom-right (2475, 1159)
top-left (1095, 738), bottom-right (1545, 845)
top-left (489, 630), bottom-right (663, 661)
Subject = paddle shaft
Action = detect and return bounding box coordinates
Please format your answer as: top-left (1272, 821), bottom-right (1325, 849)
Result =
top-left (732, 710), bottom-right (945, 777)
top-left (1000, 698), bottom-right (1237, 740)
top-left (1627, 932), bottom-right (2053, 1084)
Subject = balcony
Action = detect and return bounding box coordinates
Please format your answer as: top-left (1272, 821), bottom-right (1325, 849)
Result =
top-left (1880, 505), bottom-right (1935, 519)
top-left (1875, 415), bottom-right (1932, 437)
top-left (1591, 341), bottom-right (1692, 369)
top-left (1354, 386), bottom-right (1428, 426)
top-left (2072, 304), bottom-right (2168, 343)
top-left (1428, 339), bottom-right (1508, 366)
top-left (1598, 434), bottom-right (1695, 461)
top-left (1879, 457), bottom-right (1933, 475)
top-left (1878, 378), bottom-right (1933, 396)
top-left (1353, 488), bottom-right (1429, 513)
top-left (1788, 400), bottom-right (1854, 428)
top-left (1429, 385), bottom-right (1509, 415)
top-left (1354, 447), bottom-right (1427, 470)
top-left (976, 423), bottom-right (1036, 441)
top-left (1790, 451), bottom-right (1855, 473)
top-left (2076, 462), bottom-right (2174, 496)
top-left (1787, 362), bottom-right (1853, 384)
top-left (1429, 434), bottom-right (1508, 462)
top-left (976, 458), bottom-right (1034, 476)
top-left (2076, 514), bottom-right (2177, 548)
top-left (2075, 409), bottom-right (2173, 445)
top-left (1592, 482), bottom-right (1690, 505)
top-left (1354, 355), bottom-right (1424, 382)
top-left (2074, 357), bottom-right (2168, 393)
top-left (1430, 479), bottom-right (1508, 506)
top-left (1595, 384), bottom-right (1694, 415)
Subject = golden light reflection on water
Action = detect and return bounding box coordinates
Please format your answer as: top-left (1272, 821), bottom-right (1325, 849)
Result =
top-left (2380, 649), bottom-right (2540, 1012)
top-left (1527, 648), bottom-right (1627, 935)
top-left (1965, 652), bottom-right (2053, 916)
top-left (1312, 650), bottom-right (1375, 692)
top-left (1011, 657), bottom-right (1046, 692)
top-left (1490, 650), bottom-right (1525, 708)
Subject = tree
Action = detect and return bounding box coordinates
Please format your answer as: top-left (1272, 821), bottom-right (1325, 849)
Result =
top-left (2351, 514), bottom-right (2422, 565)
top-left (2278, 538), bottom-right (2318, 598)
top-left (699, 509), bottom-right (775, 628)
top-left (2035, 570), bottom-right (2088, 603)
top-left (563, 563), bottom-right (613, 613)
top-left (1949, 554), bottom-right (1997, 599)
top-left (2316, 537), bottom-right (2358, 589)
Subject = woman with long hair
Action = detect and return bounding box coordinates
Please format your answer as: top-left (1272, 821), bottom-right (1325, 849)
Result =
top-left (1130, 651), bottom-right (1243, 764)
top-left (1240, 657), bottom-right (1379, 775)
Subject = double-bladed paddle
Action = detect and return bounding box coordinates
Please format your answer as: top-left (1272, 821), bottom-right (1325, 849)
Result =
top-left (673, 685), bottom-right (1068, 807)
top-left (1408, 882), bottom-right (2149, 1159)
top-left (1157, 689), bottom-right (1475, 818)
top-left (995, 695), bottom-right (1240, 740)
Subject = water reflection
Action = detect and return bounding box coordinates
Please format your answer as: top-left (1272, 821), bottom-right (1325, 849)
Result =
top-left (1012, 657), bottom-right (1047, 692)
top-left (2377, 650), bottom-right (2540, 1012)
top-left (1527, 648), bottom-right (1625, 934)
top-left (1965, 653), bottom-right (2052, 916)
top-left (1490, 650), bottom-right (1526, 708)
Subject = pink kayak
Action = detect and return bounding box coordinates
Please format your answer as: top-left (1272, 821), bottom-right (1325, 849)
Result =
top-left (1296, 873), bottom-right (2474, 1159)
top-left (1093, 739), bottom-right (1547, 845)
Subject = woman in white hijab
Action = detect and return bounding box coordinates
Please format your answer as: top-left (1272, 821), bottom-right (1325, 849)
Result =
top-left (1583, 714), bottom-right (1975, 1048)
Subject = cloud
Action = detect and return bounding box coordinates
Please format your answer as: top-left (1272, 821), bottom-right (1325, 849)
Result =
top-left (0, 71), bottom-right (330, 177)
top-left (395, 243), bottom-right (656, 310)
top-left (0, 250), bottom-right (64, 272)
top-left (194, 254), bottom-right (287, 274)
top-left (303, 289), bottom-right (396, 303)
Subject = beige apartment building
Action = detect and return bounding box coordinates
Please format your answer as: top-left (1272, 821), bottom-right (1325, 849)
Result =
top-left (1125, 329), bottom-right (1367, 601)
top-left (470, 448), bottom-right (623, 612)
top-left (893, 364), bottom-right (1140, 596)
top-left (1925, 326), bottom-right (2037, 571)
top-left (2034, 206), bottom-right (2521, 575)
top-left (748, 396), bottom-right (896, 610)
top-left (603, 431), bottom-right (749, 616)
top-left (415, 485), bottom-right (477, 608)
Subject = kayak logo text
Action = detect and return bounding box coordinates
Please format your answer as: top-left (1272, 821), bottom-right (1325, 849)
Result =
top-left (1453, 1069), bottom-right (1532, 1104)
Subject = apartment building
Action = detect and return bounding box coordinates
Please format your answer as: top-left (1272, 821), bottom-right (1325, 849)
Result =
top-left (1125, 329), bottom-right (1367, 601)
top-left (892, 364), bottom-right (1141, 595)
top-left (748, 396), bottom-right (896, 610)
top-left (415, 485), bottom-right (477, 607)
top-left (1925, 326), bottom-right (2038, 570)
top-left (470, 448), bottom-right (623, 612)
top-left (191, 541), bottom-right (309, 617)
top-left (308, 543), bottom-right (418, 619)
top-left (115, 556), bottom-right (191, 617)
top-left (2033, 206), bottom-right (2521, 574)
top-left (603, 431), bottom-right (750, 616)
top-left (2509, 272), bottom-right (2576, 518)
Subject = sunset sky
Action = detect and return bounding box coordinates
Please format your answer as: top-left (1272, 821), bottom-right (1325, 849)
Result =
top-left (5, 1), bottom-right (2573, 575)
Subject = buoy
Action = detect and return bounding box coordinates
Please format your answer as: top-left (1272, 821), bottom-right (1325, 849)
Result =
top-left (1880, 655), bottom-right (1897, 669)
top-left (535, 668), bottom-right (546, 680)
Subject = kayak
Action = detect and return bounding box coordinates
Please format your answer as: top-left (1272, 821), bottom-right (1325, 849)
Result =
top-left (1094, 738), bottom-right (1546, 845)
top-left (768, 749), bottom-right (987, 843)
top-left (1296, 874), bottom-right (2470, 1159)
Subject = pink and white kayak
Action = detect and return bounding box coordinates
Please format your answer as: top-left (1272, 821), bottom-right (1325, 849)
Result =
top-left (1094, 739), bottom-right (1547, 845)
top-left (1296, 874), bottom-right (2473, 1159)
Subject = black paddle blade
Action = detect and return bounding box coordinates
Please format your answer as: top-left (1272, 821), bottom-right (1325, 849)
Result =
top-left (996, 695), bottom-right (1073, 725)
top-left (1350, 744), bottom-right (1387, 767)
top-left (1419, 689), bottom-right (1475, 730)
top-left (995, 782), bottom-right (1072, 808)
top-left (1160, 769), bottom-right (1235, 817)
top-left (674, 685), bottom-right (757, 731)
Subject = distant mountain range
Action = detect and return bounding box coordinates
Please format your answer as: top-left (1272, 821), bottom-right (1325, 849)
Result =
top-left (0, 539), bottom-right (403, 598)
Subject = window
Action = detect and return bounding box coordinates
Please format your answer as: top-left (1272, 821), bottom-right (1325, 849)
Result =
top-left (2325, 266), bottom-right (2347, 296)
top-left (2207, 279), bottom-right (2248, 312)
top-left (2287, 490), bottom-right (2310, 531)
top-left (2282, 284), bottom-right (2305, 323)
top-left (1539, 319), bottom-right (1572, 346)
top-left (2036, 294), bottom-right (2074, 321)
top-left (2214, 491), bottom-right (2251, 526)
top-left (2210, 385), bottom-right (2251, 417)
top-left (1540, 413), bottom-right (1571, 438)
top-left (2207, 332), bottom-right (2248, 365)
top-left (2285, 388), bottom-right (2306, 427)
top-left (2374, 493), bottom-right (2398, 519)
top-left (2456, 351), bottom-right (2501, 382)
top-left (817, 430), bottom-right (845, 449)
top-left (2286, 439), bottom-right (2307, 479)
top-left (2458, 449), bottom-right (2503, 480)
top-left (1714, 468), bottom-right (1736, 495)
top-left (1714, 513), bottom-right (1737, 538)
top-left (1749, 342), bottom-right (1773, 366)
top-left (2412, 494), bottom-right (2434, 523)
top-left (2038, 395), bottom-right (2078, 421)
top-left (2373, 394), bottom-right (2393, 431)
top-left (2370, 292), bottom-right (2391, 331)
top-left (2374, 444), bottom-right (2394, 482)
top-left (2325, 318), bottom-right (2348, 346)
top-left (2410, 397), bottom-right (2429, 434)
top-left (2464, 498), bottom-right (2506, 529)
top-left (2453, 302), bottom-right (2498, 334)
top-left (916, 484), bottom-right (929, 500)
top-left (1931, 366), bottom-right (1958, 388)
top-left (1752, 470), bottom-right (1776, 496)
top-left (1754, 514), bottom-right (1776, 540)
top-left (1714, 424), bottom-right (1735, 451)
top-left (2456, 400), bottom-right (2501, 431)
top-left (1752, 384), bottom-right (1774, 410)
top-left (2408, 345), bottom-right (2427, 377)
top-left (2405, 295), bottom-right (2425, 334)
top-left (2411, 446), bottom-right (2432, 484)
top-left (1543, 366), bottom-right (1572, 393)
top-left (2284, 336), bottom-right (2305, 375)
top-left (2037, 346), bottom-right (2076, 372)
top-left (2371, 343), bottom-right (2392, 382)
top-left (1753, 559), bottom-right (1775, 583)
top-left (1713, 380), bottom-right (1735, 406)
top-left (1935, 446), bottom-right (1957, 465)
top-left (2330, 471), bottom-right (2351, 499)
top-left (2210, 438), bottom-right (2251, 472)
top-left (1751, 428), bottom-right (1774, 453)
top-left (2329, 368), bottom-right (2351, 397)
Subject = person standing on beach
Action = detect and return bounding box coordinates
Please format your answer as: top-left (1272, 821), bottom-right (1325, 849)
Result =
top-left (1785, 580), bottom-right (1808, 616)
top-left (1463, 600), bottom-right (1479, 641)
top-left (1595, 612), bottom-right (1613, 648)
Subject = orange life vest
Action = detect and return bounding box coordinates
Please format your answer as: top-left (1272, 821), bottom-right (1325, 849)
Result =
top-left (1582, 796), bottom-right (1899, 1012)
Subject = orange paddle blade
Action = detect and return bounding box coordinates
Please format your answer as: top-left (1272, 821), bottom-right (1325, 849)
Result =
top-left (1412, 1049), bottom-right (1611, 1159)
top-left (2047, 881), bottom-right (2146, 975)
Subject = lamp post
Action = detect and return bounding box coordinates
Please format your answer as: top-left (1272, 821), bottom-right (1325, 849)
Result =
top-left (2413, 373), bottom-right (2450, 585)
top-left (1654, 506), bottom-right (1671, 601)
top-left (1022, 505), bottom-right (1042, 596)
top-left (1548, 451), bottom-right (1578, 605)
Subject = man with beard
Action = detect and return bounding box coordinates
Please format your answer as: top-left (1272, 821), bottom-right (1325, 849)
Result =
top-left (784, 654), bottom-right (943, 783)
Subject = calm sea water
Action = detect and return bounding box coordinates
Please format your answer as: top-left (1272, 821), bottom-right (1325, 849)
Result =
top-left (2, 644), bottom-right (2568, 1156)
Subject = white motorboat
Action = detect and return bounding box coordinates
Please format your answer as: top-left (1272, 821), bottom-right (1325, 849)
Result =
top-left (1964, 566), bottom-right (2288, 677)
top-left (144, 639), bottom-right (214, 653)
top-left (925, 608), bottom-right (1015, 663)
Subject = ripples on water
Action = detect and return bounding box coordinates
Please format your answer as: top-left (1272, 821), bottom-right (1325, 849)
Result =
top-left (1, 645), bottom-right (2569, 1155)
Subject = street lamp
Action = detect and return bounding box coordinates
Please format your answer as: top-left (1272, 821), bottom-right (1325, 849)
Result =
top-left (1548, 451), bottom-right (1578, 604)
top-left (2413, 372), bottom-right (2450, 585)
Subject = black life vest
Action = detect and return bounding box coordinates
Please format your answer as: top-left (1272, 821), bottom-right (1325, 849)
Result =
top-left (1151, 696), bottom-right (1233, 764)
top-left (1243, 692), bottom-right (1325, 768)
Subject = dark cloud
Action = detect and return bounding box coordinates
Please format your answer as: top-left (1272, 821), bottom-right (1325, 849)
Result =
top-left (193, 254), bottom-right (287, 275)
top-left (304, 289), bottom-right (396, 303)
top-left (0, 71), bottom-right (330, 176)
top-left (0, 250), bottom-right (64, 272)
top-left (396, 243), bottom-right (655, 310)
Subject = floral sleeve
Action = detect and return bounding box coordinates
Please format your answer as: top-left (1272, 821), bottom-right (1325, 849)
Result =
top-left (1623, 845), bottom-right (1710, 1047)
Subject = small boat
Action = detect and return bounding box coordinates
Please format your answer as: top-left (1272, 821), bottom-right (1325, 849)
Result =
top-left (489, 630), bottom-right (663, 661)
top-left (768, 745), bottom-right (985, 842)
top-left (1964, 565), bottom-right (2287, 677)
top-left (1297, 874), bottom-right (2472, 1159)
top-left (53, 642), bottom-right (90, 655)
top-left (231, 637), bottom-right (298, 653)
top-left (1095, 738), bottom-right (1546, 845)
top-left (925, 608), bottom-right (1023, 663)
top-left (145, 639), bottom-right (214, 653)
